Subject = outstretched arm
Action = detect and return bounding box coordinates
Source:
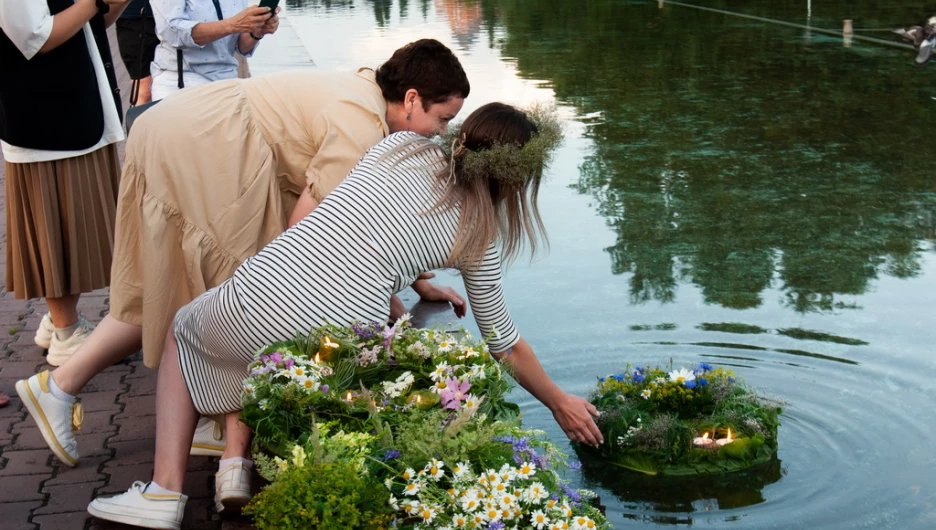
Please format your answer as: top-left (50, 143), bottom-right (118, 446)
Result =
top-left (493, 337), bottom-right (603, 447)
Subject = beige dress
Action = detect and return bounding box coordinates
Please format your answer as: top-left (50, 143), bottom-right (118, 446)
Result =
top-left (110, 68), bottom-right (388, 368)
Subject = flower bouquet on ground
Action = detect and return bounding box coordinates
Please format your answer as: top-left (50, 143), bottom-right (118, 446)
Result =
top-left (240, 314), bottom-right (519, 457)
top-left (239, 315), bottom-right (613, 529)
top-left (574, 362), bottom-right (783, 476)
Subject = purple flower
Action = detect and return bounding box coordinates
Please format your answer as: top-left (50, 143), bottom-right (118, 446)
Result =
top-left (260, 354), bottom-right (270, 364)
top-left (440, 378), bottom-right (471, 410)
top-left (269, 352), bottom-right (283, 365)
top-left (561, 483), bottom-right (582, 503)
top-left (320, 384), bottom-right (329, 393)
top-left (381, 449), bottom-right (401, 461)
top-left (284, 358), bottom-right (295, 369)
top-left (487, 522), bottom-right (506, 530)
top-left (569, 460), bottom-right (583, 470)
top-left (351, 321), bottom-right (376, 339)
top-left (382, 324), bottom-right (397, 350)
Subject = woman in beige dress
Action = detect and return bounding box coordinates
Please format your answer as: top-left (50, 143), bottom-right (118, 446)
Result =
top-left (16, 38), bottom-right (470, 468)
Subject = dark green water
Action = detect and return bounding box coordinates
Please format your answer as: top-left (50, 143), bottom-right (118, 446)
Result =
top-left (272, 1), bottom-right (935, 527)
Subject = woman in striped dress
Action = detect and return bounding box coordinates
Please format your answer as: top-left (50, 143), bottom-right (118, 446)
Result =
top-left (87, 103), bottom-right (604, 529)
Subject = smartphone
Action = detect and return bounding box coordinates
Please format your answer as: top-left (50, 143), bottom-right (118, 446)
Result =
top-left (258, 0), bottom-right (279, 15)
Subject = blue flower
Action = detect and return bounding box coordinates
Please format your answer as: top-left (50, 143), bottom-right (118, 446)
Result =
top-left (698, 362), bottom-right (714, 372)
top-left (598, 377), bottom-right (605, 383)
top-left (381, 449), bottom-right (401, 461)
top-left (611, 373), bottom-right (625, 382)
top-left (488, 522), bottom-right (506, 530)
top-left (635, 366), bottom-right (645, 373)
top-left (633, 373), bottom-right (645, 383)
top-left (728, 376), bottom-right (736, 383)
top-left (569, 460), bottom-right (583, 470)
top-left (684, 380), bottom-right (697, 389)
top-left (696, 378), bottom-right (708, 387)
top-left (561, 483), bottom-right (583, 503)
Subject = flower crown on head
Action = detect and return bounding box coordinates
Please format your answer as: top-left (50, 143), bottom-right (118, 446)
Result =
top-left (436, 103), bottom-right (564, 186)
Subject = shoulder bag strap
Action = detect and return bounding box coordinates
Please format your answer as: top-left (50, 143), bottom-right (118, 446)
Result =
top-left (178, 0), bottom-right (224, 90)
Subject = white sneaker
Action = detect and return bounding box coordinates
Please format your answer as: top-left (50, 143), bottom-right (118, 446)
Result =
top-left (34, 312), bottom-right (54, 349)
top-left (190, 417), bottom-right (226, 457)
top-left (88, 481), bottom-right (187, 529)
top-left (214, 460), bottom-right (252, 513)
top-left (14, 371), bottom-right (83, 467)
top-left (47, 316), bottom-right (94, 367)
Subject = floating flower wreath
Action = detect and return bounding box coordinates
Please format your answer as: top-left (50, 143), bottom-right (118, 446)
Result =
top-left (574, 362), bottom-right (784, 476)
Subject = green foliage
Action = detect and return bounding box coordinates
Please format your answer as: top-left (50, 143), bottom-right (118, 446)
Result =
top-left (244, 460), bottom-right (394, 530)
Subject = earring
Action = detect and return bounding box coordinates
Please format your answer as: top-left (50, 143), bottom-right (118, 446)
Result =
top-left (406, 113), bottom-right (411, 121)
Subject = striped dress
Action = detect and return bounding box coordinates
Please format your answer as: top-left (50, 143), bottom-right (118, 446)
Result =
top-left (175, 132), bottom-right (521, 415)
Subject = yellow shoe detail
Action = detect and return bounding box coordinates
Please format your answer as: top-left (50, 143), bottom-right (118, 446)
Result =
top-left (38, 370), bottom-right (51, 393)
top-left (72, 403), bottom-right (84, 431)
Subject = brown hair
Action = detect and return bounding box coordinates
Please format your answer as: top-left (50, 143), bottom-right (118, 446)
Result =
top-left (375, 39), bottom-right (470, 110)
top-left (435, 103), bottom-right (547, 269)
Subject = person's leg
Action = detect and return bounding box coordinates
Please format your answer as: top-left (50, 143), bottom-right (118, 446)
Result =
top-left (51, 314), bottom-right (143, 395)
top-left (221, 412), bottom-right (252, 460)
top-left (151, 330), bottom-right (199, 492)
top-left (45, 294), bottom-right (79, 328)
top-left (137, 76), bottom-right (153, 105)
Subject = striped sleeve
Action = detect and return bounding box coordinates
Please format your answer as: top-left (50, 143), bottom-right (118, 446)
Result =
top-left (461, 243), bottom-right (520, 353)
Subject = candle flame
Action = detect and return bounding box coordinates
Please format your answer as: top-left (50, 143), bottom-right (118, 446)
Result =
top-left (726, 428), bottom-right (733, 442)
top-left (314, 353), bottom-right (321, 364)
top-left (416, 395), bottom-right (422, 404)
top-left (346, 392), bottom-right (353, 401)
top-left (702, 432), bottom-right (709, 440)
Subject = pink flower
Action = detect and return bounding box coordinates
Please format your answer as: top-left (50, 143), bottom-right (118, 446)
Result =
top-left (440, 378), bottom-right (471, 410)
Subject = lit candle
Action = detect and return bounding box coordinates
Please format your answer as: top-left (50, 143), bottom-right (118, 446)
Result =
top-left (715, 428), bottom-right (734, 446)
top-left (346, 391), bottom-right (354, 401)
top-left (692, 432), bottom-right (715, 448)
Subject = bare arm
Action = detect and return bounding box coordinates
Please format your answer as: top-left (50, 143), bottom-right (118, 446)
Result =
top-left (38, 0), bottom-right (96, 54)
top-left (287, 188), bottom-right (320, 228)
top-left (494, 337), bottom-right (604, 446)
top-left (103, 1), bottom-right (131, 28)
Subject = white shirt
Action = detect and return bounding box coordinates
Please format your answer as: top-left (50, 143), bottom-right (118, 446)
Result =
top-left (0, 1), bottom-right (124, 163)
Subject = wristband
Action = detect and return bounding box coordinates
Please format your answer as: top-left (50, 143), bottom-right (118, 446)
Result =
top-left (250, 32), bottom-right (263, 40)
top-left (94, 0), bottom-right (110, 14)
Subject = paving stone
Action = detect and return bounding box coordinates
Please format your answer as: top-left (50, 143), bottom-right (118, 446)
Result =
top-left (82, 373), bottom-right (127, 394)
top-left (0, 473), bottom-right (47, 502)
top-left (180, 497), bottom-right (222, 530)
top-left (122, 375), bottom-right (156, 397)
top-left (32, 511), bottom-right (92, 530)
top-left (106, 439), bottom-right (154, 466)
top-left (72, 431), bottom-right (114, 458)
top-left (0, 500), bottom-right (42, 529)
top-left (221, 517), bottom-right (256, 530)
top-left (114, 395), bottom-right (156, 419)
top-left (36, 480), bottom-right (105, 515)
top-left (43, 455), bottom-right (110, 486)
top-left (0, 361), bottom-right (41, 380)
top-left (76, 392), bottom-right (122, 414)
top-left (107, 416), bottom-right (154, 442)
top-left (97, 462), bottom-right (153, 496)
top-left (0, 449), bottom-right (53, 476)
top-left (185, 468), bottom-right (217, 500)
top-left (5, 343), bottom-right (48, 362)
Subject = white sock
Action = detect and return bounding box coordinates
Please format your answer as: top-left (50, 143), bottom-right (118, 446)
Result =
top-left (54, 321), bottom-right (80, 342)
top-left (145, 481), bottom-right (182, 496)
top-left (219, 457), bottom-right (253, 470)
top-left (47, 374), bottom-right (77, 403)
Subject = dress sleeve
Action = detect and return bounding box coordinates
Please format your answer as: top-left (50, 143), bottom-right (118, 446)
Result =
top-left (0, 1), bottom-right (54, 60)
top-left (151, 0), bottom-right (201, 49)
top-left (461, 243), bottom-right (520, 353)
top-left (303, 101), bottom-right (387, 202)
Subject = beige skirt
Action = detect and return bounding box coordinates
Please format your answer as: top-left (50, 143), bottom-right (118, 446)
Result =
top-left (4, 144), bottom-right (121, 300)
top-left (108, 81), bottom-right (289, 369)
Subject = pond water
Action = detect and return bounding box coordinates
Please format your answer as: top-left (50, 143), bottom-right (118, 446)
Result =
top-left (260, 0), bottom-right (934, 527)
